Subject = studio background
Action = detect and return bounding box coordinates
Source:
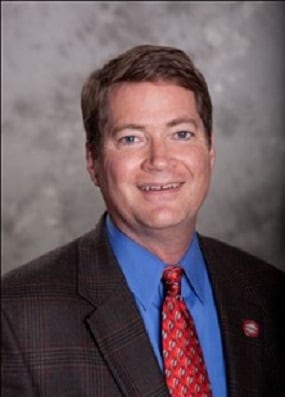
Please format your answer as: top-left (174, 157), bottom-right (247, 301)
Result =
top-left (2, 1), bottom-right (285, 274)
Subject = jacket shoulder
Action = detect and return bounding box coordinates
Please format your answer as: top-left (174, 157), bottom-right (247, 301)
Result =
top-left (198, 234), bottom-right (285, 293)
top-left (1, 230), bottom-right (94, 296)
top-left (200, 234), bottom-right (281, 270)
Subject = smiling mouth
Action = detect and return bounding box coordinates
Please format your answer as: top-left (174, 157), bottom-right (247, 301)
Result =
top-left (139, 182), bottom-right (183, 192)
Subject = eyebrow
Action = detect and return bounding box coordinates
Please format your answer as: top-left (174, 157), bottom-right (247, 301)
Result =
top-left (166, 117), bottom-right (199, 129)
top-left (111, 117), bottom-right (199, 135)
top-left (112, 123), bottom-right (146, 135)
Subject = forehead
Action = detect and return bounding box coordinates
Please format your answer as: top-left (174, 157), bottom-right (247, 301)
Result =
top-left (107, 81), bottom-right (200, 123)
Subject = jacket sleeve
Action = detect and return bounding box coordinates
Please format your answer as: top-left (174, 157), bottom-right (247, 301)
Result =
top-left (1, 308), bottom-right (38, 397)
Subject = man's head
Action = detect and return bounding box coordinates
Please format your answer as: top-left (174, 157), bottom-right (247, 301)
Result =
top-left (81, 44), bottom-right (213, 156)
top-left (82, 44), bottom-right (215, 246)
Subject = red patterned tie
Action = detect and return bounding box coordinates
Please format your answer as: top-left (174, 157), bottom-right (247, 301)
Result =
top-left (162, 265), bottom-right (212, 397)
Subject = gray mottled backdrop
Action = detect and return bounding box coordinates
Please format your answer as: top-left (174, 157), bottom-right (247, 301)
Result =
top-left (2, 1), bottom-right (285, 274)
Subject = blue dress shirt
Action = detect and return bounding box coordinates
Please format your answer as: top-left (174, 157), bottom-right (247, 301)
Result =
top-left (105, 216), bottom-right (227, 397)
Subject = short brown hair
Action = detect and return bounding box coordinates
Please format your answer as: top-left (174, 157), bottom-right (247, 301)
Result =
top-left (81, 44), bottom-right (212, 154)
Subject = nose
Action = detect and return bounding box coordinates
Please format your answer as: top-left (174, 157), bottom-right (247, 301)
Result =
top-left (142, 138), bottom-right (174, 172)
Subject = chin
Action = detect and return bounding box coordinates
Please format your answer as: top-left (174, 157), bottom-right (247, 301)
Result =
top-left (142, 209), bottom-right (190, 230)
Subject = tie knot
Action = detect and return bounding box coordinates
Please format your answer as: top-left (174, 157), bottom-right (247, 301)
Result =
top-left (162, 265), bottom-right (183, 296)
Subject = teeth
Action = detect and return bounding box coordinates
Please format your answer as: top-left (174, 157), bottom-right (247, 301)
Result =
top-left (141, 183), bottom-right (181, 192)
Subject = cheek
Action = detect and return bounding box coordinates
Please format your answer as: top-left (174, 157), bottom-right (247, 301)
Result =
top-left (101, 154), bottom-right (137, 187)
top-left (182, 148), bottom-right (212, 176)
top-left (198, 156), bottom-right (212, 175)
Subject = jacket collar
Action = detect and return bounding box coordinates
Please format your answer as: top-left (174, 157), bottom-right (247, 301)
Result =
top-left (77, 215), bottom-right (169, 397)
top-left (199, 234), bottom-right (264, 397)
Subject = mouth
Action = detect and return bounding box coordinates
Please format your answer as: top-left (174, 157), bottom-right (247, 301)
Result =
top-left (138, 182), bottom-right (183, 192)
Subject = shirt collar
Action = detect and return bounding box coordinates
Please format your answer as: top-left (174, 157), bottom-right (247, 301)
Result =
top-left (179, 233), bottom-right (206, 304)
top-left (105, 215), bottom-right (206, 310)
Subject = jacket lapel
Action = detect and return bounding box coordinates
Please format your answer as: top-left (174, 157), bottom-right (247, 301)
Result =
top-left (77, 217), bottom-right (169, 397)
top-left (199, 236), bottom-right (264, 397)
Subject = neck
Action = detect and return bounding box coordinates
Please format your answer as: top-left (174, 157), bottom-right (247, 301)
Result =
top-left (138, 233), bottom-right (193, 264)
top-left (114, 219), bottom-right (195, 264)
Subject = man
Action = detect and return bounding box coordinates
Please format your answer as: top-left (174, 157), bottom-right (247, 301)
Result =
top-left (2, 44), bottom-right (284, 397)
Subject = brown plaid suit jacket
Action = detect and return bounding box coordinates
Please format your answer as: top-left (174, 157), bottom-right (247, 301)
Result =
top-left (2, 214), bottom-right (284, 396)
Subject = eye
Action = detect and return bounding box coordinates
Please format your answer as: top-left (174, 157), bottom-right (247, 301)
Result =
top-left (119, 135), bottom-right (139, 145)
top-left (173, 130), bottom-right (194, 140)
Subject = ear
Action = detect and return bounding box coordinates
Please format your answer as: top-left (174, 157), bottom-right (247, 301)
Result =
top-left (209, 134), bottom-right (216, 170)
top-left (86, 144), bottom-right (100, 186)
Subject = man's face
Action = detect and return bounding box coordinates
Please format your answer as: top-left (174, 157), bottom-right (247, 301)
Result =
top-left (87, 81), bottom-right (215, 239)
